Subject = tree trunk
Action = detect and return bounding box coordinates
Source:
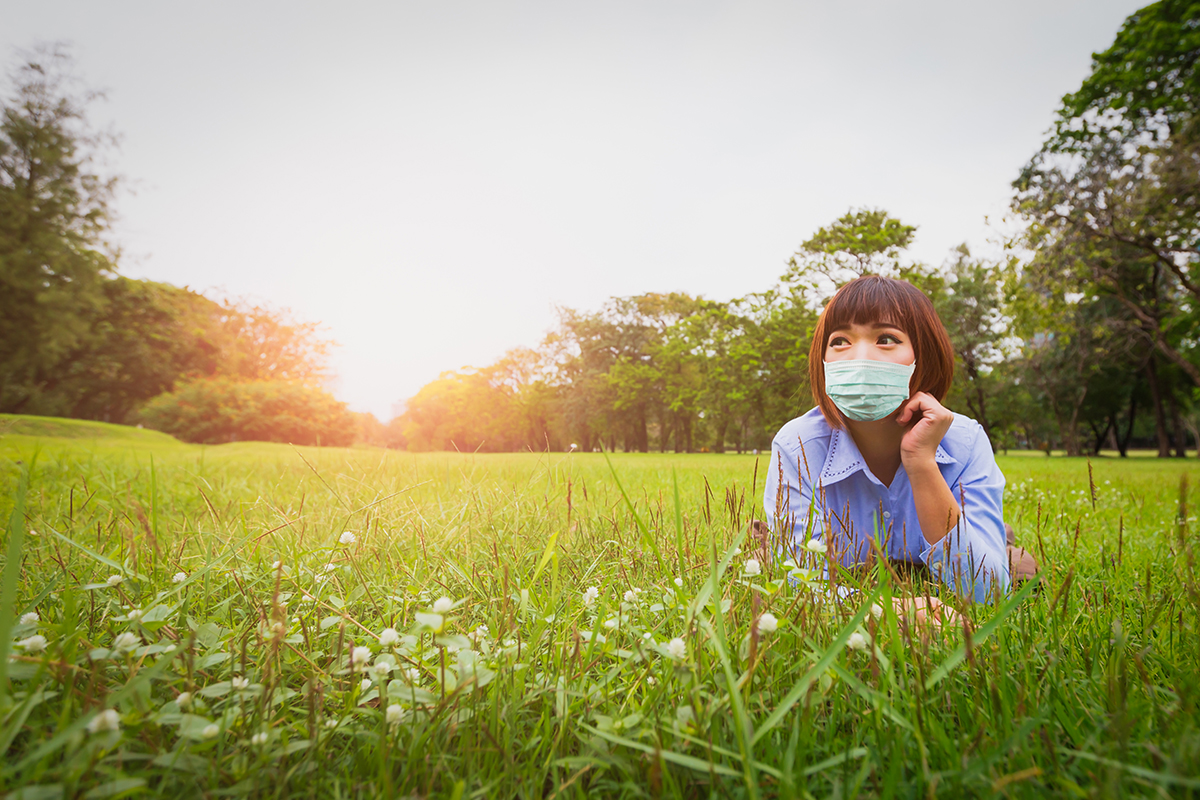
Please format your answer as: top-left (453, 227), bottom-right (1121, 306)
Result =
top-left (1169, 392), bottom-right (1187, 458)
top-left (1144, 358), bottom-right (1172, 457)
top-left (714, 415), bottom-right (729, 454)
top-left (1118, 391), bottom-right (1137, 457)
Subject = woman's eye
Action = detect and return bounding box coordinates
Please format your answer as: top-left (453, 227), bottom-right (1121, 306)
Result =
top-left (829, 336), bottom-right (849, 347)
top-left (877, 334), bottom-right (901, 344)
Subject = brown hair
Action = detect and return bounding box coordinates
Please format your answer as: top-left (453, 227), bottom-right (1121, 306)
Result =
top-left (808, 275), bottom-right (954, 428)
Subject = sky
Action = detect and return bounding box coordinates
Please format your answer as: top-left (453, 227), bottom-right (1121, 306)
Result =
top-left (4, 1), bottom-right (1146, 419)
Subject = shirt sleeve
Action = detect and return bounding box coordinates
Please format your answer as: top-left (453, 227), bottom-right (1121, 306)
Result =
top-left (764, 438), bottom-right (825, 553)
top-left (917, 423), bottom-right (1010, 602)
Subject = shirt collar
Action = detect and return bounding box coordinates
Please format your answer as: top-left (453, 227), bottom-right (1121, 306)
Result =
top-left (818, 426), bottom-right (956, 486)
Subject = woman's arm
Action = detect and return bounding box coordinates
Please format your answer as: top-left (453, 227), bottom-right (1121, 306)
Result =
top-left (896, 391), bottom-right (959, 544)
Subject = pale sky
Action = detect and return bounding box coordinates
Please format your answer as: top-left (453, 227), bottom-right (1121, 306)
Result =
top-left (4, 1), bottom-right (1144, 419)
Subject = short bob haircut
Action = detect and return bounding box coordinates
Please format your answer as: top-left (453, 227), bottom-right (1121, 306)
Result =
top-left (808, 276), bottom-right (955, 429)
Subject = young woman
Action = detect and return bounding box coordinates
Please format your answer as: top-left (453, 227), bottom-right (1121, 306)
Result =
top-left (763, 276), bottom-right (1030, 614)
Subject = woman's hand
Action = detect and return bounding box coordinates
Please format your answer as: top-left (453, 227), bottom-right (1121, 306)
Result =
top-left (892, 595), bottom-right (958, 626)
top-left (896, 392), bottom-right (954, 468)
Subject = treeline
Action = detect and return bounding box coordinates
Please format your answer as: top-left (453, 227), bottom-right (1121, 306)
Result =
top-left (395, 1), bottom-right (1200, 456)
top-left (0, 47), bottom-right (357, 446)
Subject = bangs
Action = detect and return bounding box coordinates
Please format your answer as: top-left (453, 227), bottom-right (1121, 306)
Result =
top-left (820, 277), bottom-right (918, 336)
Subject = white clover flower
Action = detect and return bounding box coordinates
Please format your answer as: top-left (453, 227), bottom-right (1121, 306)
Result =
top-left (623, 589), bottom-right (637, 603)
top-left (647, 676), bottom-right (657, 686)
top-left (371, 662), bottom-right (393, 679)
top-left (359, 677), bottom-right (373, 692)
top-left (803, 539), bottom-right (828, 554)
top-left (582, 586), bottom-right (599, 607)
top-left (87, 709), bottom-right (120, 734)
top-left (642, 632), bottom-right (652, 640)
top-left (466, 625), bottom-right (489, 644)
top-left (743, 559), bottom-right (762, 577)
top-left (870, 603), bottom-right (884, 620)
top-left (603, 617), bottom-right (618, 630)
top-left (250, 732), bottom-right (268, 746)
top-left (847, 631), bottom-right (869, 652)
top-left (271, 560), bottom-right (282, 570)
top-left (404, 667), bottom-right (421, 682)
top-left (231, 675), bottom-right (250, 690)
top-left (106, 574), bottom-right (124, 587)
top-left (202, 724), bottom-right (220, 739)
top-left (757, 612), bottom-right (779, 635)
top-left (351, 646), bottom-right (371, 668)
top-left (113, 632), bottom-right (140, 651)
top-left (176, 691), bottom-right (193, 709)
top-left (568, 443), bottom-right (578, 451)
top-left (127, 609), bottom-right (143, 621)
top-left (324, 718), bottom-right (339, 729)
top-left (673, 577), bottom-right (683, 588)
top-left (667, 637), bottom-right (687, 660)
top-left (378, 627), bottom-right (400, 647)
top-left (432, 596), bottom-right (454, 614)
top-left (339, 531), bottom-right (356, 545)
top-left (323, 563), bottom-right (338, 573)
top-left (17, 634), bottom-right (47, 653)
top-left (20, 612), bottom-right (38, 625)
top-left (172, 572), bottom-right (187, 584)
top-left (386, 704), bottom-right (403, 725)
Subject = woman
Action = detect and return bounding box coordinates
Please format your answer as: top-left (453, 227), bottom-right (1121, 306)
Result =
top-left (762, 276), bottom-right (1035, 615)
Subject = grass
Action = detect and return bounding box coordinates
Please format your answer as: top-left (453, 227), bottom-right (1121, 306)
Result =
top-left (0, 416), bottom-right (1198, 798)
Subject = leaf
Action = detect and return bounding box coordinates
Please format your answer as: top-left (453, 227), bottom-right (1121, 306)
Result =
top-left (195, 652), bottom-right (229, 669)
top-left (415, 612), bottom-right (444, 632)
top-left (6, 786), bottom-right (64, 800)
top-left (924, 576), bottom-right (1039, 690)
top-left (583, 725), bottom-right (740, 777)
top-left (83, 778), bottom-right (147, 799)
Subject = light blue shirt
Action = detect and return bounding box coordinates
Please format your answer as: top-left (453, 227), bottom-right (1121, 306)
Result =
top-left (763, 407), bottom-right (1009, 602)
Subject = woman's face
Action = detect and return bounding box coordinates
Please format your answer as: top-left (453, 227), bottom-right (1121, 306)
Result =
top-left (825, 322), bottom-right (915, 365)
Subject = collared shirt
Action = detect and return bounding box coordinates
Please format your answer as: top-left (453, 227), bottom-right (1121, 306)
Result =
top-left (763, 407), bottom-right (1009, 602)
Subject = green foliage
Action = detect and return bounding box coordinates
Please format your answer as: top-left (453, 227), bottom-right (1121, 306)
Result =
top-left (1, 430), bottom-right (1198, 796)
top-left (137, 378), bottom-right (356, 446)
top-left (784, 208), bottom-right (917, 298)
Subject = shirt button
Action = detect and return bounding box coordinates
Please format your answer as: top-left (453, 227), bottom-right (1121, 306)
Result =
top-left (882, 511), bottom-right (892, 520)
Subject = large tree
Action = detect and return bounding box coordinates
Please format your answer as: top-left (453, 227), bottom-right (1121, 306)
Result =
top-left (0, 46), bottom-right (119, 412)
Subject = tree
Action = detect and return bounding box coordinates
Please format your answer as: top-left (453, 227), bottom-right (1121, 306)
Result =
top-left (0, 45), bottom-right (119, 412)
top-left (1014, 0), bottom-right (1200, 385)
top-left (784, 208), bottom-right (916, 302)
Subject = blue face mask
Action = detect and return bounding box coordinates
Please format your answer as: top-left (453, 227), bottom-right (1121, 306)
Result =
top-left (823, 359), bottom-right (916, 421)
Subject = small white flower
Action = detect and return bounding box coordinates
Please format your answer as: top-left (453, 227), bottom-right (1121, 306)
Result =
top-left (603, 617), bottom-right (618, 630)
top-left (359, 677), bottom-right (373, 692)
top-left (323, 563), bottom-right (338, 573)
top-left (379, 628), bottom-right (400, 647)
top-left (667, 637), bottom-right (687, 660)
top-left (642, 632), bottom-right (652, 640)
top-left (202, 723), bottom-right (220, 739)
top-left (647, 676), bottom-right (657, 686)
top-left (339, 531), bottom-right (356, 545)
top-left (250, 731), bottom-right (268, 746)
top-left (386, 704), bottom-right (403, 725)
top-left (324, 718), bottom-right (339, 729)
top-left (743, 559), bottom-right (762, 577)
top-left (172, 572), bottom-right (187, 584)
top-left (870, 603), bottom-right (884, 620)
top-left (847, 631), bottom-right (869, 652)
top-left (404, 667), bottom-right (421, 682)
top-left (673, 577), bottom-right (683, 588)
top-left (17, 634), bottom-right (47, 653)
top-left (176, 691), bottom-right (193, 709)
top-left (231, 675), bottom-right (250, 690)
top-left (351, 646), bottom-right (371, 667)
top-left (803, 539), bottom-right (827, 554)
top-left (432, 596), bottom-right (454, 614)
top-left (106, 574), bottom-right (124, 587)
top-left (271, 560), bottom-right (282, 570)
top-left (371, 662), bottom-right (393, 679)
top-left (87, 709), bottom-right (120, 734)
top-left (623, 589), bottom-right (637, 603)
top-left (127, 609), bottom-right (143, 621)
top-left (113, 632), bottom-right (140, 651)
top-left (568, 443), bottom-right (578, 451)
top-left (583, 586), bottom-right (599, 607)
top-left (20, 612), bottom-right (38, 625)
top-left (466, 625), bottom-right (489, 644)
top-left (756, 612), bottom-right (779, 635)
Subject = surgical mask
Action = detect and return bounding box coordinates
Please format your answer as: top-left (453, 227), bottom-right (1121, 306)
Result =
top-left (823, 359), bottom-right (916, 421)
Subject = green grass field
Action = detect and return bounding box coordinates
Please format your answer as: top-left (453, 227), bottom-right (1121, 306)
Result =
top-left (1, 414), bottom-right (1198, 798)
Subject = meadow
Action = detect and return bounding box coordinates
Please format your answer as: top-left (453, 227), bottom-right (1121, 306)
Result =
top-left (1, 414), bottom-right (1198, 799)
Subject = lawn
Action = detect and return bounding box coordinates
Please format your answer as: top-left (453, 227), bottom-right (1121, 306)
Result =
top-left (1, 414), bottom-right (1198, 798)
